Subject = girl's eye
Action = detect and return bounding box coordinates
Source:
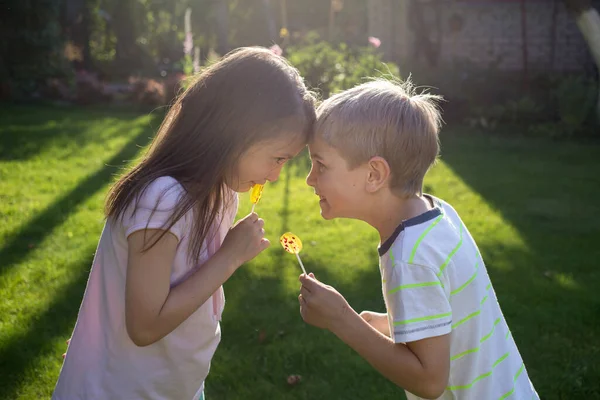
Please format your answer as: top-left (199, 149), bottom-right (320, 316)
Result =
top-left (317, 161), bottom-right (325, 171)
top-left (276, 157), bottom-right (287, 165)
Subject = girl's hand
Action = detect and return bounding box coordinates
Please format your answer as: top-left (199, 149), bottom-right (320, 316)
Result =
top-left (221, 212), bottom-right (270, 267)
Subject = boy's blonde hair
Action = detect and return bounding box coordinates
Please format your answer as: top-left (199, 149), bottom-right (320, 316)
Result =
top-left (315, 79), bottom-right (442, 197)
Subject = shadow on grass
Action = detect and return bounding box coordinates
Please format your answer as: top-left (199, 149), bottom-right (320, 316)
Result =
top-left (0, 105), bottom-right (154, 161)
top-left (439, 131), bottom-right (600, 398)
top-left (210, 249), bottom-right (401, 400)
top-left (0, 106), bottom-right (160, 397)
top-left (0, 124), bottom-right (155, 278)
top-left (208, 157), bottom-right (403, 400)
top-left (0, 249), bottom-right (94, 399)
top-left (211, 132), bottom-right (600, 399)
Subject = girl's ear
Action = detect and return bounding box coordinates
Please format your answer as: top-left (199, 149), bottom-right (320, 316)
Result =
top-left (365, 156), bottom-right (391, 193)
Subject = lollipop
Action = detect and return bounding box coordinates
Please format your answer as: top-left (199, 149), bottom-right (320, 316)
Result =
top-left (279, 232), bottom-right (307, 275)
top-left (250, 183), bottom-right (264, 213)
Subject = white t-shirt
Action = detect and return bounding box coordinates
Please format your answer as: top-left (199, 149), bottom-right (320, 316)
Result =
top-left (53, 177), bottom-right (238, 400)
top-left (378, 195), bottom-right (539, 400)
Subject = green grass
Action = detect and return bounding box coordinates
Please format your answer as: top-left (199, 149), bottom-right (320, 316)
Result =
top-left (1, 106), bottom-right (599, 399)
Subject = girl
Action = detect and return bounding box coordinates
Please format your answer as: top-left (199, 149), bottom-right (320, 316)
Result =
top-left (53, 47), bottom-right (316, 400)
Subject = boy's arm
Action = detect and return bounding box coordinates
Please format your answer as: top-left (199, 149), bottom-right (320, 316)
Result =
top-left (334, 308), bottom-right (449, 399)
top-left (299, 274), bottom-right (450, 399)
top-left (360, 311), bottom-right (391, 337)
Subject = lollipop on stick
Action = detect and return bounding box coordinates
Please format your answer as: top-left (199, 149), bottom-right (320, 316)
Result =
top-left (279, 232), bottom-right (307, 275)
top-left (250, 184), bottom-right (264, 213)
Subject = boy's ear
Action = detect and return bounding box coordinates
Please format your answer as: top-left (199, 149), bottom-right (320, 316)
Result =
top-left (365, 156), bottom-right (391, 193)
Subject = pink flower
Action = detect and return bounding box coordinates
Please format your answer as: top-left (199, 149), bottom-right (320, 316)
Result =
top-left (368, 36), bottom-right (381, 48)
top-left (269, 44), bottom-right (283, 56)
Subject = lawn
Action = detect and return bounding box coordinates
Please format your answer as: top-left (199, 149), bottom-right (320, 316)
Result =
top-left (0, 105), bottom-right (599, 399)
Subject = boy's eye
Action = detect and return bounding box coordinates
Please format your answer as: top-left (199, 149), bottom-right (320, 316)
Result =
top-left (276, 157), bottom-right (287, 165)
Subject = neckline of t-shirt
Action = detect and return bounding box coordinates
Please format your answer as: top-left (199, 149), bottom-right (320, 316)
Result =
top-left (378, 194), bottom-right (443, 257)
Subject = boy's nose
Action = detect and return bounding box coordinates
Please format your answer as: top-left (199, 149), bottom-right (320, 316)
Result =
top-left (306, 170), bottom-right (315, 187)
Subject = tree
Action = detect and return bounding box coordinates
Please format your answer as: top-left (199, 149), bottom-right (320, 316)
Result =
top-left (408, 0), bottom-right (442, 67)
top-left (563, 0), bottom-right (600, 121)
top-left (63, 0), bottom-right (93, 70)
top-left (215, 0), bottom-right (229, 55)
top-left (113, 0), bottom-right (143, 74)
top-left (0, 0), bottom-right (67, 97)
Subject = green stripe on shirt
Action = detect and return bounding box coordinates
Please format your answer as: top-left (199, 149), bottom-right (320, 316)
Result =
top-left (498, 388), bottom-right (514, 400)
top-left (451, 347), bottom-right (480, 361)
top-left (388, 280), bottom-right (441, 294)
top-left (497, 363), bottom-right (526, 400)
top-left (393, 312), bottom-right (452, 326)
top-left (438, 223), bottom-right (463, 278)
top-left (452, 279), bottom-right (493, 329)
top-left (480, 294), bottom-right (489, 306)
top-left (447, 352), bottom-right (510, 390)
top-left (450, 318), bottom-right (504, 362)
top-left (451, 260), bottom-right (480, 296)
top-left (481, 318), bottom-right (502, 344)
top-left (452, 310), bottom-right (480, 329)
top-left (408, 215), bottom-right (443, 263)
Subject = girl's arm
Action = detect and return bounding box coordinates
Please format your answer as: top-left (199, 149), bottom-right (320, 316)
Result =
top-left (125, 213), bottom-right (269, 346)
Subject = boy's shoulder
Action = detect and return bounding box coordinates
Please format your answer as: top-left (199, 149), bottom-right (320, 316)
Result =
top-left (427, 194), bottom-right (460, 217)
top-left (381, 195), bottom-right (465, 266)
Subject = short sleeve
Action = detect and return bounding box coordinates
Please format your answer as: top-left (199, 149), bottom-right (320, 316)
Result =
top-left (122, 177), bottom-right (188, 241)
top-left (384, 260), bottom-right (452, 343)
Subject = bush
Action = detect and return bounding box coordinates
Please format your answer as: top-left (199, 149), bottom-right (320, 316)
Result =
top-left (128, 77), bottom-right (166, 107)
top-left (39, 70), bottom-right (113, 105)
top-left (75, 70), bottom-right (112, 105)
top-left (525, 75), bottom-right (598, 138)
top-left (1, 0), bottom-right (71, 99)
top-left (127, 72), bottom-right (187, 108)
top-left (41, 78), bottom-right (74, 102)
top-left (466, 96), bottom-right (544, 131)
top-left (555, 75), bottom-right (597, 136)
top-left (286, 34), bottom-right (400, 98)
top-left (163, 72), bottom-right (187, 105)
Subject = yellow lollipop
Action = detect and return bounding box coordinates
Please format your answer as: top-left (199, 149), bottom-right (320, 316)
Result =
top-left (280, 232), bottom-right (307, 275)
top-left (250, 183), bottom-right (264, 213)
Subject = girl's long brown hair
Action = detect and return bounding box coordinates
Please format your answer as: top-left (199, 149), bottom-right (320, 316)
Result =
top-left (105, 47), bottom-right (316, 261)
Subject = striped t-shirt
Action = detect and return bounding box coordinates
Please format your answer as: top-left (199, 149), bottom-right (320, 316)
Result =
top-left (378, 195), bottom-right (539, 400)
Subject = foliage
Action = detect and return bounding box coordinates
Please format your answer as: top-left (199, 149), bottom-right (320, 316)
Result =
top-left (0, 0), bottom-right (71, 98)
top-left (287, 33), bottom-right (400, 98)
top-left (554, 75), bottom-right (597, 136)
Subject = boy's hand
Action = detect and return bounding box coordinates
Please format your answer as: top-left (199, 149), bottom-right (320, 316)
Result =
top-left (298, 273), bottom-right (352, 331)
top-left (360, 311), bottom-right (391, 337)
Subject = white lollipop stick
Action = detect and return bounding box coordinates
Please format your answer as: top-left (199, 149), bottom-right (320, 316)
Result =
top-left (295, 252), bottom-right (307, 275)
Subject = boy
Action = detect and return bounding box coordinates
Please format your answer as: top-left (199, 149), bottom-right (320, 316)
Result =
top-left (298, 80), bottom-right (539, 399)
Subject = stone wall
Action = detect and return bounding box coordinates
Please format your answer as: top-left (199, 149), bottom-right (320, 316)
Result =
top-left (368, 0), bottom-right (597, 72)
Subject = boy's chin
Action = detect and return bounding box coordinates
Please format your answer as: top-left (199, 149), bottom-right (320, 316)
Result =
top-left (320, 210), bottom-right (334, 220)
top-left (319, 204), bottom-right (339, 220)
top-left (320, 204), bottom-right (360, 221)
